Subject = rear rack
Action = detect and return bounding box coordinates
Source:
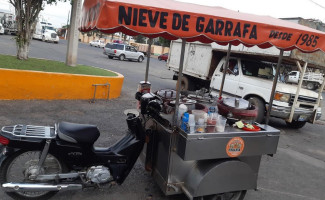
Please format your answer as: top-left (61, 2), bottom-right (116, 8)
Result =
top-left (1, 125), bottom-right (56, 139)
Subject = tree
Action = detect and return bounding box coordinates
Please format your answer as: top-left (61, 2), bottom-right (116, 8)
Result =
top-left (9, 0), bottom-right (64, 60)
top-left (159, 37), bottom-right (171, 47)
top-left (134, 35), bottom-right (146, 43)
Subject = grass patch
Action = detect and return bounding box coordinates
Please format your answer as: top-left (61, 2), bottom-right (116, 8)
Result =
top-left (0, 54), bottom-right (117, 77)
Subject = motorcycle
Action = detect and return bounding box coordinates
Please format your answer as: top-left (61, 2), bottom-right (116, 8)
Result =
top-left (0, 92), bottom-right (162, 200)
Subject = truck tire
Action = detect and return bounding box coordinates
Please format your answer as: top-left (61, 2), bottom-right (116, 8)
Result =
top-left (306, 82), bottom-right (315, 90)
top-left (285, 121), bottom-right (306, 129)
top-left (119, 54), bottom-right (125, 61)
top-left (176, 76), bottom-right (194, 91)
top-left (248, 97), bottom-right (265, 123)
top-left (108, 56), bottom-right (113, 59)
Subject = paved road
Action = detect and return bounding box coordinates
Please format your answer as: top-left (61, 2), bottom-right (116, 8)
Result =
top-left (0, 35), bottom-right (324, 200)
top-left (0, 35), bottom-right (176, 94)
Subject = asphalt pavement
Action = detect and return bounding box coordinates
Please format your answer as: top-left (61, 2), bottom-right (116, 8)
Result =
top-left (0, 35), bottom-right (325, 200)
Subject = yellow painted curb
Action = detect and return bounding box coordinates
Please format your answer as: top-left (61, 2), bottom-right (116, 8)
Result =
top-left (0, 68), bottom-right (124, 100)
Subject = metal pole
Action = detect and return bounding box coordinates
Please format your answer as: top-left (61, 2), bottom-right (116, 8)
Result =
top-left (65, 9), bottom-right (70, 40)
top-left (218, 44), bottom-right (232, 98)
top-left (313, 72), bottom-right (325, 123)
top-left (265, 50), bottom-right (284, 125)
top-left (173, 39), bottom-right (186, 126)
top-left (145, 38), bottom-right (153, 82)
top-left (288, 61), bottom-right (307, 122)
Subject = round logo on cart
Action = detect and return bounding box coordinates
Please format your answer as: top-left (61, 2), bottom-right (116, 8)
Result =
top-left (226, 137), bottom-right (245, 157)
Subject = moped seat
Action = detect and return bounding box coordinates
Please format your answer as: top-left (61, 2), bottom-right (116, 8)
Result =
top-left (58, 121), bottom-right (100, 144)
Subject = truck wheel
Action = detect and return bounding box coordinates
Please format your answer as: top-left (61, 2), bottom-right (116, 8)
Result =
top-left (119, 54), bottom-right (125, 61)
top-left (306, 82), bottom-right (315, 90)
top-left (285, 121), bottom-right (306, 129)
top-left (248, 97), bottom-right (265, 123)
top-left (138, 56), bottom-right (144, 62)
top-left (176, 76), bottom-right (194, 91)
top-left (108, 56), bottom-right (113, 59)
top-left (194, 190), bottom-right (246, 200)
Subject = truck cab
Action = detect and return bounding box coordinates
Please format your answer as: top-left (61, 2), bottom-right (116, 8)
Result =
top-left (33, 21), bottom-right (59, 44)
top-left (210, 57), bottom-right (322, 128)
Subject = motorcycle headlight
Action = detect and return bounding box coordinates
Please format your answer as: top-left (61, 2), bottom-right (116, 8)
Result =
top-left (274, 92), bottom-right (290, 103)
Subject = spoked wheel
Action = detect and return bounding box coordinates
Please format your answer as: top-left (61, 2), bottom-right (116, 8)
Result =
top-left (195, 190), bottom-right (247, 200)
top-left (0, 151), bottom-right (66, 200)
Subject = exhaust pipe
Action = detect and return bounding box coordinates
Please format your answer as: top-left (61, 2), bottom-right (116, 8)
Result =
top-left (2, 183), bottom-right (82, 192)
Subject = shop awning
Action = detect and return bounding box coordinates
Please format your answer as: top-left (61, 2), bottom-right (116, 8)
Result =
top-left (80, 0), bottom-right (325, 53)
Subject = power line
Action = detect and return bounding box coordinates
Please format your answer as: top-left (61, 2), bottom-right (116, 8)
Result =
top-left (308, 0), bottom-right (325, 10)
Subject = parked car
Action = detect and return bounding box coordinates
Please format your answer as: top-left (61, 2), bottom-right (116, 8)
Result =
top-left (90, 40), bottom-right (105, 48)
top-left (0, 23), bottom-right (4, 35)
top-left (158, 53), bottom-right (168, 61)
top-left (103, 43), bottom-right (145, 62)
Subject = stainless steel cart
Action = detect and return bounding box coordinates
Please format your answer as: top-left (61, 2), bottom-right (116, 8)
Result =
top-left (141, 115), bottom-right (279, 199)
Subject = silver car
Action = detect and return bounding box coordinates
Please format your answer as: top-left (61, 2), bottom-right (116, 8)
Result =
top-left (103, 43), bottom-right (145, 62)
top-left (90, 40), bottom-right (105, 48)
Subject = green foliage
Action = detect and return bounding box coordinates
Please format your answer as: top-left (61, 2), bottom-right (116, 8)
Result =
top-left (0, 54), bottom-right (117, 77)
top-left (9, 0), bottom-right (68, 59)
top-left (159, 37), bottom-right (171, 47)
top-left (134, 35), bottom-right (146, 43)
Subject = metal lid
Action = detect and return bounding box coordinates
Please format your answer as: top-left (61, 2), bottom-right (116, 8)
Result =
top-left (170, 98), bottom-right (197, 105)
top-left (157, 89), bottom-right (177, 99)
top-left (223, 97), bottom-right (249, 109)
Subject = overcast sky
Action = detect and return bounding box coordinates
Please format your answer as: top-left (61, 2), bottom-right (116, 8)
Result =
top-left (0, 0), bottom-right (324, 28)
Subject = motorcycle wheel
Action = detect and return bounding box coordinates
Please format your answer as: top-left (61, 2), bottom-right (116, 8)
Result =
top-left (0, 150), bottom-right (67, 200)
top-left (194, 190), bottom-right (246, 200)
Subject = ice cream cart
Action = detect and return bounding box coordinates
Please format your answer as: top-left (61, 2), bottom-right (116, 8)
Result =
top-left (80, 0), bottom-right (325, 199)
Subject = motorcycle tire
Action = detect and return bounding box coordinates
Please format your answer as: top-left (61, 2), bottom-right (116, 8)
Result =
top-left (0, 150), bottom-right (67, 200)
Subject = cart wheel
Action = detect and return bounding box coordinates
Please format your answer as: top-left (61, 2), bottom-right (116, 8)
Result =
top-left (194, 190), bottom-right (246, 200)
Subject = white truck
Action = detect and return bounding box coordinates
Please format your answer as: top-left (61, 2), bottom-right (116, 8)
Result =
top-left (0, 13), bottom-right (17, 35)
top-left (32, 20), bottom-right (59, 43)
top-left (0, 23), bottom-right (4, 34)
top-left (167, 40), bottom-right (323, 128)
top-left (286, 70), bottom-right (324, 90)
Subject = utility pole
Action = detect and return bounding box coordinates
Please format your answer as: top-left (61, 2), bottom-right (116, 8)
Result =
top-left (65, 9), bottom-right (70, 40)
top-left (66, 0), bottom-right (82, 66)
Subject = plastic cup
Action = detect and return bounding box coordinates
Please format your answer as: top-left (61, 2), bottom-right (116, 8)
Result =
top-left (206, 113), bottom-right (218, 133)
top-left (191, 110), bottom-right (206, 122)
top-left (216, 116), bottom-right (227, 132)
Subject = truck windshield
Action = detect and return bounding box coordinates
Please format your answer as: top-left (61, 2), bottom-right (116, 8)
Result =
top-left (242, 60), bottom-right (274, 80)
top-left (45, 26), bottom-right (55, 31)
